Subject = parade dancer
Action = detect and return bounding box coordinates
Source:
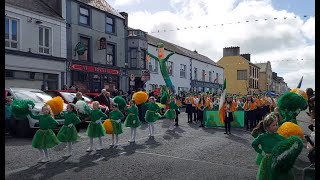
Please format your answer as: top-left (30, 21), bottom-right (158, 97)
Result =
top-left (198, 96), bottom-right (206, 128)
top-left (144, 96), bottom-right (161, 137)
top-left (124, 100), bottom-right (141, 143)
top-left (86, 101), bottom-right (108, 152)
top-left (57, 103), bottom-right (81, 157)
top-left (184, 96), bottom-right (193, 123)
top-left (222, 96), bottom-right (236, 134)
top-left (244, 95), bottom-right (257, 131)
top-left (252, 112), bottom-right (303, 180)
top-left (109, 104), bottom-right (125, 146)
top-left (164, 96), bottom-right (179, 130)
top-left (28, 105), bottom-right (60, 163)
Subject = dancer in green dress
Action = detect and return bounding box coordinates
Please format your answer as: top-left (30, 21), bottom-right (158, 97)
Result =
top-left (164, 96), bottom-right (179, 130)
top-left (124, 100), bottom-right (141, 143)
top-left (252, 112), bottom-right (303, 180)
top-left (29, 104), bottom-right (60, 163)
top-left (108, 104), bottom-right (125, 146)
top-left (57, 103), bottom-right (81, 157)
top-left (144, 96), bottom-right (161, 137)
top-left (86, 101), bottom-right (108, 152)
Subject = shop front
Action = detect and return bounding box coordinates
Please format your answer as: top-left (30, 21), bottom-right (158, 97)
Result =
top-left (190, 80), bottom-right (222, 93)
top-left (70, 63), bottom-right (120, 93)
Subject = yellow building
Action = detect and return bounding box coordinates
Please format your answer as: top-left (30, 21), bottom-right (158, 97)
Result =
top-left (217, 47), bottom-right (260, 95)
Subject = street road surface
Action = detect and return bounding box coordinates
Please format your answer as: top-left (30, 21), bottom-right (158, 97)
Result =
top-left (5, 111), bottom-right (312, 180)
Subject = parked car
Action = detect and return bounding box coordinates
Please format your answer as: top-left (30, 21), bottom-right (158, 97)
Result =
top-left (84, 92), bottom-right (100, 101)
top-left (6, 88), bottom-right (67, 137)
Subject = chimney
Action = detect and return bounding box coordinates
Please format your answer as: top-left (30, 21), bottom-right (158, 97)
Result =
top-left (41, 0), bottom-right (62, 17)
top-left (223, 46), bottom-right (240, 57)
top-left (240, 53), bottom-right (251, 61)
top-left (194, 50), bottom-right (198, 53)
top-left (120, 12), bottom-right (128, 28)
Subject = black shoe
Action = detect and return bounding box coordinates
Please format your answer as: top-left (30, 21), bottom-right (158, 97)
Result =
top-left (229, 131), bottom-right (231, 134)
top-left (224, 132), bottom-right (228, 134)
top-left (199, 124), bottom-right (204, 127)
top-left (174, 124), bottom-right (179, 127)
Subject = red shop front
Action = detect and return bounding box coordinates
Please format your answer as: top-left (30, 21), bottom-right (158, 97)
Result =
top-left (70, 63), bottom-right (120, 93)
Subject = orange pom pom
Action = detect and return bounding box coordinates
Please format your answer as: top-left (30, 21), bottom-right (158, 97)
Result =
top-left (132, 91), bottom-right (149, 105)
top-left (46, 96), bottom-right (64, 115)
top-left (290, 88), bottom-right (308, 101)
top-left (278, 122), bottom-right (304, 139)
top-left (103, 119), bottom-right (113, 134)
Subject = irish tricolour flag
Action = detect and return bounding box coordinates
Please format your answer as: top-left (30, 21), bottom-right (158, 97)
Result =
top-left (219, 79), bottom-right (226, 124)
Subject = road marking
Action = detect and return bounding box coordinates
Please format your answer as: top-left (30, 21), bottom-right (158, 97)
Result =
top-left (92, 157), bottom-right (105, 163)
top-left (134, 150), bottom-right (258, 171)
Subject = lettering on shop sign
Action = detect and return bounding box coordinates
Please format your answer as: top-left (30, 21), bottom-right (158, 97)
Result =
top-left (71, 64), bottom-right (120, 75)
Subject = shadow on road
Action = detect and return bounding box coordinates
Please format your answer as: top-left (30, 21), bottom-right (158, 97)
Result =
top-left (144, 137), bottom-right (162, 149)
top-left (225, 133), bottom-right (251, 146)
top-left (163, 130), bottom-right (183, 140)
top-left (122, 143), bottom-right (147, 156)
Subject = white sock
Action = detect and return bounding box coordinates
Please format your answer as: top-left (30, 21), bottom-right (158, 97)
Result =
top-left (130, 128), bottom-right (134, 141)
top-left (115, 134), bottom-right (119, 145)
top-left (67, 142), bottom-right (72, 154)
top-left (133, 128), bottom-right (137, 141)
top-left (90, 138), bottom-right (93, 149)
top-left (98, 137), bottom-right (102, 147)
top-left (148, 123), bottom-right (152, 136)
top-left (38, 149), bottom-right (44, 160)
top-left (111, 134), bottom-right (114, 145)
top-left (151, 123), bottom-right (155, 135)
top-left (44, 149), bottom-right (49, 160)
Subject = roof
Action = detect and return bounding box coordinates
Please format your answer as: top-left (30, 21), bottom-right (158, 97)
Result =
top-left (146, 34), bottom-right (222, 68)
top-left (255, 63), bottom-right (267, 72)
top-left (218, 56), bottom-right (260, 69)
top-left (77, 0), bottom-right (124, 19)
top-left (5, 0), bottom-right (64, 20)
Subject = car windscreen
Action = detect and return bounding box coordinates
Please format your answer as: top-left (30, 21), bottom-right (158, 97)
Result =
top-left (60, 92), bottom-right (75, 103)
top-left (13, 90), bottom-right (52, 103)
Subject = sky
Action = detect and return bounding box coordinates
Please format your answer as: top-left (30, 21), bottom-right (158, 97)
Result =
top-left (108, 0), bottom-right (315, 90)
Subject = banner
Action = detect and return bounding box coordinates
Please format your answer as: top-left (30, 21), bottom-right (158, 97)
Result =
top-left (204, 110), bottom-right (245, 128)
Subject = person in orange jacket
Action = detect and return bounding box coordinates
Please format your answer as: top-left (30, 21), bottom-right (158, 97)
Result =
top-left (223, 95), bottom-right (237, 134)
top-left (244, 95), bottom-right (258, 131)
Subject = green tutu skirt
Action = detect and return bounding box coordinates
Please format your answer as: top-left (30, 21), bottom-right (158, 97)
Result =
top-left (32, 129), bottom-right (60, 149)
top-left (57, 125), bottom-right (79, 142)
top-left (124, 114), bottom-right (141, 128)
top-left (86, 122), bottom-right (106, 138)
top-left (111, 120), bottom-right (123, 134)
top-left (145, 110), bottom-right (161, 123)
top-left (257, 155), bottom-right (294, 180)
top-left (256, 153), bottom-right (263, 165)
top-left (164, 109), bottom-right (176, 119)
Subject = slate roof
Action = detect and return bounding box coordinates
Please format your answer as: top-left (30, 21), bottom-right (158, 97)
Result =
top-left (77, 0), bottom-right (124, 19)
top-left (146, 34), bottom-right (221, 68)
top-left (255, 63), bottom-right (268, 72)
top-left (5, 0), bottom-right (64, 20)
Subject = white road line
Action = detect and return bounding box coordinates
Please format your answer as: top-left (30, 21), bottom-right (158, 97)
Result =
top-left (134, 150), bottom-right (257, 171)
top-left (92, 157), bottom-right (105, 163)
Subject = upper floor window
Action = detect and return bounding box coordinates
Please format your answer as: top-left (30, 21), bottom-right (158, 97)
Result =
top-left (39, 26), bottom-right (51, 54)
top-left (106, 16), bottom-right (115, 33)
top-left (209, 71), bottom-right (212, 82)
top-left (79, 36), bottom-right (90, 61)
top-left (216, 73), bottom-right (219, 83)
top-left (79, 6), bottom-right (90, 25)
top-left (180, 64), bottom-right (186, 78)
top-left (202, 70), bottom-right (205, 81)
top-left (130, 48), bottom-right (137, 68)
top-left (194, 68), bottom-right (198, 80)
top-left (148, 58), bottom-right (158, 73)
top-left (106, 43), bottom-right (115, 66)
top-left (5, 16), bottom-right (18, 49)
top-left (140, 49), bottom-right (146, 69)
top-left (237, 70), bottom-right (247, 80)
top-left (167, 61), bottom-right (173, 76)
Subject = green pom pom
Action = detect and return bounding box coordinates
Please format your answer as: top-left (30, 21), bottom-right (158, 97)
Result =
top-left (277, 92), bottom-right (307, 123)
top-left (113, 96), bottom-right (126, 110)
top-left (11, 99), bottom-right (35, 120)
top-left (271, 136), bottom-right (303, 173)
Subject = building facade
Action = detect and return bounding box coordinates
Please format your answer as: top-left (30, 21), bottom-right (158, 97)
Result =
top-left (65, 0), bottom-right (127, 93)
top-left (256, 61), bottom-right (273, 92)
top-left (217, 47), bottom-right (260, 95)
top-left (145, 35), bottom-right (223, 95)
top-left (5, 0), bottom-right (67, 90)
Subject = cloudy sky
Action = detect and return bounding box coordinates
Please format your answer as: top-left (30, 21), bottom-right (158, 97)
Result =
top-left (108, 0), bottom-right (315, 90)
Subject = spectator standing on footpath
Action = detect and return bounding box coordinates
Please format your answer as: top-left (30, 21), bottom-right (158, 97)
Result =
top-left (5, 96), bottom-right (13, 135)
top-left (98, 89), bottom-right (111, 111)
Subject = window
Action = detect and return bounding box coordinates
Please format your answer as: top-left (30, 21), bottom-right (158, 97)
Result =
top-left (202, 70), bottom-right (206, 81)
top-left (5, 69), bottom-right (14, 78)
top-left (216, 73), bottom-right (219, 83)
top-left (39, 26), bottom-right (51, 54)
top-left (180, 64), bottom-right (186, 78)
top-left (130, 48), bottom-right (137, 68)
top-left (148, 58), bottom-right (158, 73)
top-left (79, 6), bottom-right (90, 25)
top-left (106, 43), bottom-right (115, 65)
top-left (140, 49), bottom-right (146, 69)
top-left (106, 16), bottom-right (115, 33)
top-left (5, 16), bottom-right (18, 49)
top-left (72, 71), bottom-right (88, 81)
top-left (128, 30), bottom-right (138, 36)
top-left (209, 71), bottom-right (212, 82)
top-left (194, 68), bottom-right (198, 80)
top-left (237, 70), bottom-right (247, 80)
top-left (167, 61), bottom-right (173, 76)
top-left (79, 36), bottom-right (90, 61)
